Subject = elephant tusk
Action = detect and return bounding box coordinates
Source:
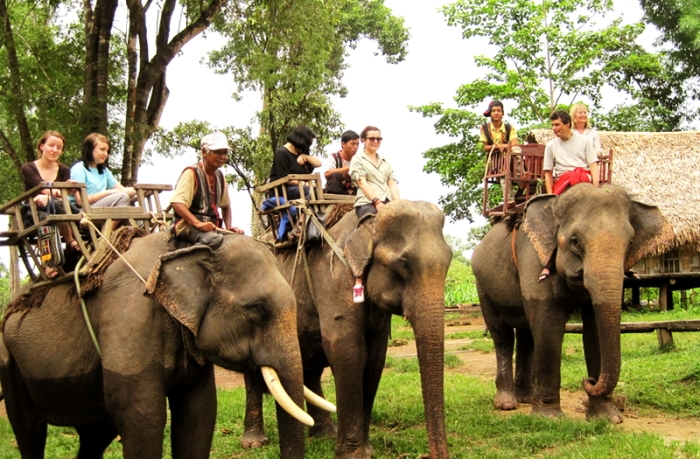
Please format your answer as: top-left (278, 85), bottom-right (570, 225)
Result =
top-left (261, 366), bottom-right (314, 427)
top-left (304, 386), bottom-right (337, 413)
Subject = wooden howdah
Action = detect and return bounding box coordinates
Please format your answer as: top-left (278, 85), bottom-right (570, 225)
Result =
top-left (0, 181), bottom-right (173, 284)
top-left (482, 143), bottom-right (613, 218)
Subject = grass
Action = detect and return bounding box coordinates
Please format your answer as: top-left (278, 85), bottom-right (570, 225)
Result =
top-left (3, 310), bottom-right (700, 458)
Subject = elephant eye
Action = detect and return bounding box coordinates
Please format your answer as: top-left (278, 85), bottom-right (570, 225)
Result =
top-left (570, 236), bottom-right (583, 255)
top-left (245, 302), bottom-right (267, 323)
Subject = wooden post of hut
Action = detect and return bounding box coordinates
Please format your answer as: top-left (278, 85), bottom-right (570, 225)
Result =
top-left (657, 282), bottom-right (674, 348)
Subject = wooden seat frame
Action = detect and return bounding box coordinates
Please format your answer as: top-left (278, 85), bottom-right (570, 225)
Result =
top-left (255, 173), bottom-right (355, 249)
top-left (482, 144), bottom-right (613, 218)
top-left (0, 181), bottom-right (173, 284)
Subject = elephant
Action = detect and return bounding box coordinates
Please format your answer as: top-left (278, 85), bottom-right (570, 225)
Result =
top-left (0, 231), bottom-right (320, 459)
top-left (471, 184), bottom-right (669, 423)
top-left (243, 200), bottom-right (452, 458)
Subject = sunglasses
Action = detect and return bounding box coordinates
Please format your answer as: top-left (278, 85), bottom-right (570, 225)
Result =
top-left (365, 137), bottom-right (383, 142)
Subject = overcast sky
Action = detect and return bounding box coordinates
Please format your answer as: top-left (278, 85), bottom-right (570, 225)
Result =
top-left (138, 0), bottom-right (486, 237)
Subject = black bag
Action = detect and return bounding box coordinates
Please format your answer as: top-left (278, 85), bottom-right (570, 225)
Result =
top-left (36, 194), bottom-right (65, 269)
top-left (305, 211), bottom-right (326, 244)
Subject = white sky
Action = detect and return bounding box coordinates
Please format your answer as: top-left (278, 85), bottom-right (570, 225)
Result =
top-left (138, 0), bottom-right (487, 237)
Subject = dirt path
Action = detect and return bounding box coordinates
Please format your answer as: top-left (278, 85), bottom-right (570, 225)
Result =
top-left (2, 315), bottom-right (699, 443)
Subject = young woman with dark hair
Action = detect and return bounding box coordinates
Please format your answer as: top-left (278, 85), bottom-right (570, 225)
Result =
top-left (70, 133), bottom-right (136, 211)
top-left (268, 125), bottom-right (322, 199)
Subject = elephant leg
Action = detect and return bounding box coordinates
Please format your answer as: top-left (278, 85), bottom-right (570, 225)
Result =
top-left (76, 421), bottom-right (118, 459)
top-left (529, 303), bottom-right (567, 417)
top-left (480, 295), bottom-right (518, 410)
top-left (306, 365), bottom-right (337, 439)
top-left (103, 370), bottom-right (167, 459)
top-left (581, 306), bottom-right (623, 424)
top-left (169, 365), bottom-right (217, 459)
top-left (0, 366), bottom-right (47, 458)
top-left (360, 314), bottom-right (391, 456)
top-left (321, 316), bottom-right (368, 459)
top-left (241, 370), bottom-right (269, 448)
top-left (514, 327), bottom-right (536, 404)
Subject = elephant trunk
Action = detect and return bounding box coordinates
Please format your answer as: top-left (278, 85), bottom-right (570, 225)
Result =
top-left (264, 320), bottom-right (306, 459)
top-left (582, 247), bottom-right (625, 398)
top-left (405, 283), bottom-right (449, 459)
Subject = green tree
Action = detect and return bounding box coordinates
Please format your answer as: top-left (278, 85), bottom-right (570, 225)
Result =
top-left (640, 0), bottom-right (700, 74)
top-left (0, 0), bottom-right (230, 202)
top-left (205, 0), bottom-right (409, 184)
top-left (412, 0), bottom-right (691, 223)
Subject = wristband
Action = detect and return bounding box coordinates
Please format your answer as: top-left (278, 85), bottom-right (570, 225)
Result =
top-left (371, 197), bottom-right (380, 205)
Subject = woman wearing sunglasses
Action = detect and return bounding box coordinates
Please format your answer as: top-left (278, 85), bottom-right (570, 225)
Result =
top-left (348, 125), bottom-right (400, 302)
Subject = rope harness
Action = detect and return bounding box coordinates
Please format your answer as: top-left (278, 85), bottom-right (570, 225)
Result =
top-left (74, 214), bottom-right (151, 356)
top-left (287, 203), bottom-right (350, 304)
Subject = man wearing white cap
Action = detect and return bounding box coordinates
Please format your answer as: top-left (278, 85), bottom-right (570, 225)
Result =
top-left (170, 132), bottom-right (244, 249)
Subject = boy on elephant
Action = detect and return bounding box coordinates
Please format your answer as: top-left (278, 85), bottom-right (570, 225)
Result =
top-left (170, 132), bottom-right (244, 250)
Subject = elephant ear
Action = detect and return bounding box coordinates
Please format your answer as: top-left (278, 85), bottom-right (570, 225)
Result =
top-left (145, 245), bottom-right (214, 337)
top-left (522, 194), bottom-right (558, 266)
top-left (626, 201), bottom-right (675, 271)
top-left (343, 219), bottom-right (375, 278)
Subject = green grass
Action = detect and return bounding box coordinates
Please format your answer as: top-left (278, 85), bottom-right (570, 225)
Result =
top-left (4, 310), bottom-right (700, 458)
top-left (445, 258), bottom-right (479, 306)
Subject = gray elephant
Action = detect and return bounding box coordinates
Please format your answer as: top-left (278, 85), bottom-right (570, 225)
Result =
top-left (0, 232), bottom-right (317, 459)
top-left (471, 184), bottom-right (669, 422)
top-left (243, 200), bottom-right (452, 458)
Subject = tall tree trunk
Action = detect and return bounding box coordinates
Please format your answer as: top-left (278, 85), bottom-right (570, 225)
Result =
top-left (82, 0), bottom-right (118, 135)
top-left (120, 0), bottom-right (225, 185)
top-left (0, 0), bottom-right (34, 163)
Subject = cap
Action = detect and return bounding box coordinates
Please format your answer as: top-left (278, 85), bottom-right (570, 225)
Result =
top-left (201, 132), bottom-right (231, 151)
top-left (483, 100), bottom-right (504, 117)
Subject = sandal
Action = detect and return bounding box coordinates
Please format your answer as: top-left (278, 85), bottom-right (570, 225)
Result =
top-left (538, 268), bottom-right (551, 283)
top-left (44, 267), bottom-right (60, 280)
top-left (68, 240), bottom-right (81, 252)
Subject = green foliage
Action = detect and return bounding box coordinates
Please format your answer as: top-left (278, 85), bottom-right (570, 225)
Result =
top-left (0, 1), bottom-right (89, 201)
top-left (413, 0), bottom-right (694, 222)
top-left (640, 0), bottom-right (700, 75)
top-left (444, 256), bottom-right (479, 306)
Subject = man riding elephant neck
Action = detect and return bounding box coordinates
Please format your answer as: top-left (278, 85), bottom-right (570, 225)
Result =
top-left (544, 110), bottom-right (600, 195)
top-left (170, 132), bottom-right (244, 249)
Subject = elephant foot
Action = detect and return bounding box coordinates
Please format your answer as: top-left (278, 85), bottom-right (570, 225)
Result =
top-left (586, 395), bottom-right (623, 424)
top-left (494, 390), bottom-right (519, 410)
top-left (308, 419), bottom-right (337, 439)
top-left (515, 390), bottom-right (536, 405)
top-left (240, 430), bottom-right (269, 449)
top-left (531, 402), bottom-right (565, 418)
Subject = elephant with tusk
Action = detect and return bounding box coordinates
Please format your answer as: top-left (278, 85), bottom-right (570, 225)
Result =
top-left (242, 200), bottom-right (452, 459)
top-left (472, 184), bottom-right (671, 423)
top-left (0, 232), bottom-right (325, 459)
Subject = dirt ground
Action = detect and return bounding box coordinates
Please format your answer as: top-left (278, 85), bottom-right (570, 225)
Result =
top-left (2, 315), bottom-right (699, 444)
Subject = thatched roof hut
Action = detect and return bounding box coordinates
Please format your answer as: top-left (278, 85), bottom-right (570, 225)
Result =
top-left (527, 129), bottom-right (700, 257)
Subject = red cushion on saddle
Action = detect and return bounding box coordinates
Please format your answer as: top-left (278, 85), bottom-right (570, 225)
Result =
top-left (552, 167), bottom-right (591, 195)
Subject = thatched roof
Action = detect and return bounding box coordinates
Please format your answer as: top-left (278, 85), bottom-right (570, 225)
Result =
top-left (528, 129), bottom-right (700, 255)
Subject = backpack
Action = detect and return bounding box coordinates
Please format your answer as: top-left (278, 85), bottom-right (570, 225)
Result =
top-left (331, 152), bottom-right (343, 168)
top-left (482, 123), bottom-right (512, 147)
